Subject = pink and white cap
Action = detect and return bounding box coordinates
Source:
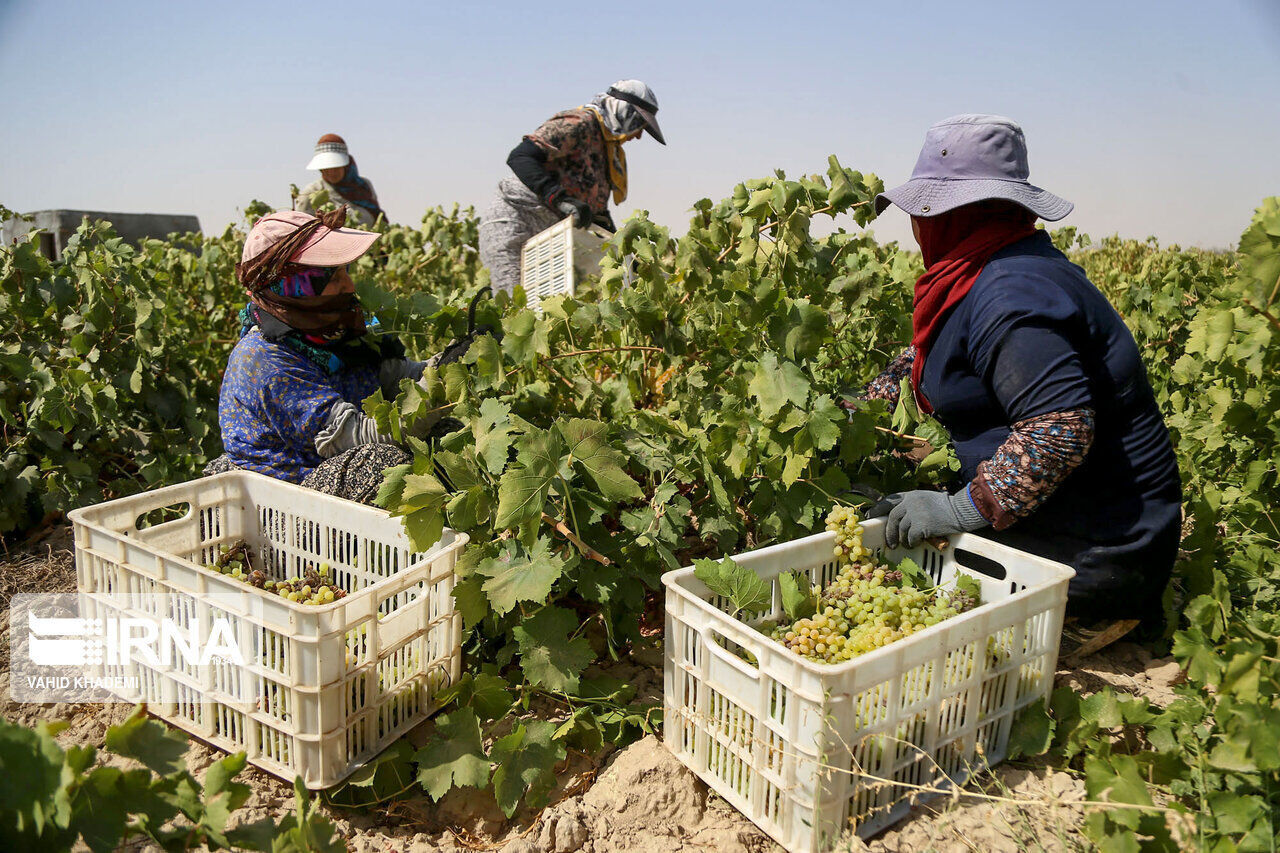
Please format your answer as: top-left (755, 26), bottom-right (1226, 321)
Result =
top-left (241, 210), bottom-right (379, 267)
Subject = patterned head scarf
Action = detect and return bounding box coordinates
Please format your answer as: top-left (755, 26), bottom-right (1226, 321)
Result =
top-left (236, 207), bottom-right (366, 341)
top-left (587, 92), bottom-right (647, 138)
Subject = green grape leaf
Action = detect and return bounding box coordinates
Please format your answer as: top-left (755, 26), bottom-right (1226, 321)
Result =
top-left (512, 606), bottom-right (594, 692)
top-left (472, 398), bottom-right (514, 475)
top-left (748, 352), bottom-right (810, 418)
top-left (494, 428), bottom-right (566, 529)
top-left (489, 720), bottom-right (566, 817)
top-left (103, 707), bottom-right (188, 777)
top-left (502, 309), bottom-right (550, 364)
top-left (374, 463), bottom-right (411, 510)
top-left (475, 539), bottom-right (566, 615)
top-left (451, 576), bottom-right (490, 629)
top-left (954, 572), bottom-right (982, 605)
top-left (462, 333), bottom-right (504, 393)
top-left (693, 556), bottom-right (771, 617)
top-left (439, 672), bottom-right (516, 721)
top-left (1006, 700), bottom-right (1055, 759)
top-left (413, 707), bottom-right (490, 801)
top-left (896, 557), bottom-right (932, 590)
top-left (559, 418), bottom-right (643, 501)
top-left (778, 570), bottom-right (817, 621)
top-left (271, 778), bottom-right (346, 853)
top-left (325, 741), bottom-right (416, 808)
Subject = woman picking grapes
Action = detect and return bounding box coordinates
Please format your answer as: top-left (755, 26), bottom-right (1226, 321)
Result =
top-left (861, 115), bottom-right (1182, 628)
top-left (204, 207), bottom-right (425, 503)
top-left (478, 79), bottom-right (666, 295)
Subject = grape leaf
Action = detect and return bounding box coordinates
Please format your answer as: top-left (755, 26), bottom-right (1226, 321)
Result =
top-left (462, 333), bottom-right (504, 393)
top-left (472, 398), bottom-right (514, 476)
top-left (954, 572), bottom-right (982, 605)
top-left (398, 473), bottom-right (448, 550)
top-left (894, 557), bottom-right (931, 590)
top-left (512, 606), bottom-right (594, 692)
top-left (475, 539), bottom-right (566, 615)
top-left (271, 778), bottom-right (346, 853)
top-left (325, 741), bottom-right (415, 808)
top-left (103, 707), bottom-right (188, 777)
top-left (502, 309), bottom-right (549, 364)
top-left (559, 418), bottom-right (643, 501)
top-left (494, 428), bottom-right (566, 529)
top-left (413, 708), bottom-right (490, 801)
top-left (374, 463), bottom-right (411, 510)
top-left (439, 672), bottom-right (516, 721)
top-left (778, 570), bottom-right (817, 621)
top-left (693, 556), bottom-right (771, 617)
top-left (1006, 700), bottom-right (1055, 759)
top-left (748, 352), bottom-right (810, 418)
top-left (451, 576), bottom-right (490, 629)
top-left (489, 720), bottom-right (565, 817)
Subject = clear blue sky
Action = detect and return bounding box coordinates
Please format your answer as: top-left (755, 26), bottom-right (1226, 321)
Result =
top-left (2, 0), bottom-right (1278, 249)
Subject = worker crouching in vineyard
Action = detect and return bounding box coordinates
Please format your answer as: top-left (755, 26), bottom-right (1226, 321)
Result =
top-left (204, 208), bottom-right (425, 503)
top-left (860, 115), bottom-right (1182, 630)
top-left (294, 134), bottom-right (385, 227)
top-left (478, 79), bottom-right (665, 295)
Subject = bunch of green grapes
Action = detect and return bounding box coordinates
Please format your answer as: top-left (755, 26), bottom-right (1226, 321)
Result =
top-left (269, 564), bottom-right (347, 605)
top-left (769, 507), bottom-right (977, 663)
top-left (204, 545), bottom-right (347, 606)
top-left (826, 504), bottom-right (870, 563)
top-left (772, 567), bottom-right (963, 663)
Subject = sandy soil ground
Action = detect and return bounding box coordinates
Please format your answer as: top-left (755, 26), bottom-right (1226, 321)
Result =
top-left (1, 526), bottom-right (1184, 853)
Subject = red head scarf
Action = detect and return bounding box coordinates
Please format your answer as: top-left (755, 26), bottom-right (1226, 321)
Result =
top-left (910, 201), bottom-right (1038, 413)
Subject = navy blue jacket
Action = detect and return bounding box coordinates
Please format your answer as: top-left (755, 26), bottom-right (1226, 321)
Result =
top-left (919, 231), bottom-right (1182, 618)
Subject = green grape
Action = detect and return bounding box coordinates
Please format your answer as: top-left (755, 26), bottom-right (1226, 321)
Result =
top-left (769, 506), bottom-right (980, 664)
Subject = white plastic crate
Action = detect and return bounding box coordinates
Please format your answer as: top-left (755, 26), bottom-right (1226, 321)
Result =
top-left (519, 216), bottom-right (612, 315)
top-left (67, 471), bottom-right (467, 788)
top-left (662, 519), bottom-right (1074, 852)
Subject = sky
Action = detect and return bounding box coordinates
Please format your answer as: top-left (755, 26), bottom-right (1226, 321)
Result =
top-left (2, 0), bottom-right (1278, 250)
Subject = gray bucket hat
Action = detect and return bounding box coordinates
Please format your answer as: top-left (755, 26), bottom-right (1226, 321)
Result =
top-left (876, 114), bottom-right (1073, 220)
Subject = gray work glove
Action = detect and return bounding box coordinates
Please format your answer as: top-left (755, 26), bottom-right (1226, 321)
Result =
top-left (866, 488), bottom-right (988, 549)
top-left (555, 196), bottom-right (592, 228)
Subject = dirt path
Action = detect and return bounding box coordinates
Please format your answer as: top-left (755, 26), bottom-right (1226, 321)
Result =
top-left (0, 528), bottom-right (1183, 852)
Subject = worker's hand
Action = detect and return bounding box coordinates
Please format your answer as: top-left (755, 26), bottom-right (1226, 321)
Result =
top-left (592, 210), bottom-right (616, 232)
top-left (866, 489), bottom-right (988, 549)
top-left (554, 197), bottom-right (592, 228)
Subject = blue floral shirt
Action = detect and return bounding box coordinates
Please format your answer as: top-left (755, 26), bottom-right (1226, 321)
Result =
top-left (218, 329), bottom-right (381, 482)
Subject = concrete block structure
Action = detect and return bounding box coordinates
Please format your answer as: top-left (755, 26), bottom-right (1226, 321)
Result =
top-left (2, 210), bottom-right (201, 260)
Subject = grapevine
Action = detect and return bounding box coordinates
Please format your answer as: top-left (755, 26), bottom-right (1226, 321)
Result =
top-left (0, 179), bottom-right (1277, 850)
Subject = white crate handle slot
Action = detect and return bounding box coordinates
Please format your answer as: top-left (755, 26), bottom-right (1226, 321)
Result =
top-left (701, 624), bottom-right (763, 680)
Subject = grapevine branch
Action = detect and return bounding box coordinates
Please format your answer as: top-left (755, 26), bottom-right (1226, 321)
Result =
top-left (1242, 297), bottom-right (1280, 333)
top-left (542, 512), bottom-right (611, 565)
top-left (541, 345), bottom-right (663, 361)
top-left (875, 425), bottom-right (929, 443)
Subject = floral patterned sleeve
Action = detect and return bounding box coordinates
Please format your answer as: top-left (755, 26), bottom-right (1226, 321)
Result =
top-left (968, 407), bottom-right (1096, 530)
top-left (863, 346), bottom-right (917, 407)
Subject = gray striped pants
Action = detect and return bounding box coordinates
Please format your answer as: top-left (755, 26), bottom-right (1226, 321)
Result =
top-left (477, 178), bottom-right (560, 296)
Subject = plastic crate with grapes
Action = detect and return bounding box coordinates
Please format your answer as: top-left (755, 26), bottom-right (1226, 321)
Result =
top-left (70, 470), bottom-right (468, 788)
top-left (662, 506), bottom-right (1074, 853)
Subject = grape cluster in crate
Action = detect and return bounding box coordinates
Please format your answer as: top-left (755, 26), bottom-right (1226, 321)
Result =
top-left (206, 539), bottom-right (349, 605)
top-left (751, 507), bottom-right (984, 664)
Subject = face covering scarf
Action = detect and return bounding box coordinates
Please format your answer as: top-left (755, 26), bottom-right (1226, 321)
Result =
top-left (235, 207), bottom-right (367, 342)
top-left (909, 201), bottom-right (1038, 414)
top-left (329, 157), bottom-right (382, 221)
top-left (584, 94), bottom-right (643, 204)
